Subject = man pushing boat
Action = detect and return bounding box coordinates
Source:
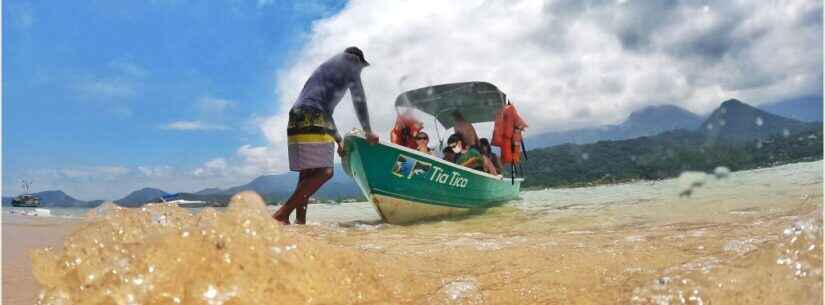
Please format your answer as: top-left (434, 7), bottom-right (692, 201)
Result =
top-left (272, 46), bottom-right (379, 225)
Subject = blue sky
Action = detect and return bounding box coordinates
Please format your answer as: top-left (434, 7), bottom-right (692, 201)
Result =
top-left (3, 0), bottom-right (346, 199)
top-left (3, 1), bottom-right (821, 200)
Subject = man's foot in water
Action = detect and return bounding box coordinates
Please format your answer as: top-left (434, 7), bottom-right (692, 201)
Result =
top-left (272, 213), bottom-right (290, 225)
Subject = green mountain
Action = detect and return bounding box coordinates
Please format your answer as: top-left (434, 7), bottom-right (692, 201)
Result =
top-left (527, 104), bottom-right (704, 148)
top-left (521, 102), bottom-right (822, 189)
top-left (115, 188), bottom-right (170, 207)
top-left (701, 99), bottom-right (817, 142)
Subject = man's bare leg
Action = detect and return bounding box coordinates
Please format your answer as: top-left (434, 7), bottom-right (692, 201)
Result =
top-left (272, 168), bottom-right (333, 225)
top-left (295, 168), bottom-right (333, 224)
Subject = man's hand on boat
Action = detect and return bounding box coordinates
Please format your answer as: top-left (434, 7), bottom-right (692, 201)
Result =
top-left (337, 141), bottom-right (346, 157)
top-left (365, 131), bottom-right (379, 144)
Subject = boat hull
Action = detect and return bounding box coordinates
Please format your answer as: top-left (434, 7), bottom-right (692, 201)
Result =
top-left (343, 135), bottom-right (521, 224)
top-left (11, 195), bottom-right (40, 208)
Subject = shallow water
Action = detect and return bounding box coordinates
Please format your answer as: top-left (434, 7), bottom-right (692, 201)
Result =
top-left (28, 161), bottom-right (823, 305)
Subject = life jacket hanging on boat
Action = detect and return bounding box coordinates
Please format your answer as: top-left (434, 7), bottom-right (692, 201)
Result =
top-left (492, 102), bottom-right (528, 166)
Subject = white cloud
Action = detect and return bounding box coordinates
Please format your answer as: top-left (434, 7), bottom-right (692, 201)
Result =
top-left (270, 0), bottom-right (821, 136)
top-left (137, 165), bottom-right (174, 178)
top-left (191, 145), bottom-right (285, 181)
top-left (160, 120), bottom-right (229, 131)
top-left (214, 0), bottom-right (821, 178)
top-left (192, 158), bottom-right (229, 177)
top-left (161, 96), bottom-right (237, 131)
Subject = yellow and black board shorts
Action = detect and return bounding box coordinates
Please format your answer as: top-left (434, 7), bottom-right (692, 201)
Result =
top-left (287, 106), bottom-right (337, 171)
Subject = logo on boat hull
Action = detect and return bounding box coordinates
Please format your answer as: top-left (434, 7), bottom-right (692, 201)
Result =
top-left (391, 154), bottom-right (431, 179)
top-left (391, 154), bottom-right (467, 188)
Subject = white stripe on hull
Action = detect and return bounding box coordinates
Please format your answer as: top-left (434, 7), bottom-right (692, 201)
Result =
top-left (370, 194), bottom-right (471, 225)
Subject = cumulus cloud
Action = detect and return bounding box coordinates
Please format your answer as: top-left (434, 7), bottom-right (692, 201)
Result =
top-left (159, 120), bottom-right (229, 131)
top-left (192, 145), bottom-right (285, 181)
top-left (192, 158), bottom-right (229, 177)
top-left (137, 165), bottom-right (175, 178)
top-left (161, 96), bottom-right (237, 131)
top-left (209, 0), bottom-right (821, 179)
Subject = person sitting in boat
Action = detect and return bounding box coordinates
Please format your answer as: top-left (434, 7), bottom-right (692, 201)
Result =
top-left (390, 112), bottom-right (422, 149)
top-left (451, 110), bottom-right (479, 148)
top-left (478, 138), bottom-right (502, 175)
top-left (447, 133), bottom-right (485, 172)
top-left (442, 146), bottom-right (458, 163)
top-left (414, 131), bottom-right (433, 155)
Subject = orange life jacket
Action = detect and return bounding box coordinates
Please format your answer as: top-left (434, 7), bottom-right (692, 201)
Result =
top-left (492, 104), bottom-right (528, 165)
top-left (391, 116), bottom-right (421, 149)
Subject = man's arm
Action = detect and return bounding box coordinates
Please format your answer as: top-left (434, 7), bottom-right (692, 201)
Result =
top-left (349, 76), bottom-right (372, 133)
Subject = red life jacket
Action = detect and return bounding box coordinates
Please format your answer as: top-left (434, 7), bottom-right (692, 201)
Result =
top-left (492, 104), bottom-right (528, 165)
top-left (391, 116), bottom-right (421, 149)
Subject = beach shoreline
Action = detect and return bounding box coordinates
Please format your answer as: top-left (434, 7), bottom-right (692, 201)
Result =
top-left (2, 215), bottom-right (85, 305)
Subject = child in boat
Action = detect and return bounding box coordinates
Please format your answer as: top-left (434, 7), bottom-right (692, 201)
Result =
top-left (478, 138), bottom-right (502, 175)
top-left (414, 132), bottom-right (433, 154)
top-left (442, 146), bottom-right (457, 163)
top-left (447, 133), bottom-right (485, 172)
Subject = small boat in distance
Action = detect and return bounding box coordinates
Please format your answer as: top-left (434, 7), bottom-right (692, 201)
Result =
top-left (343, 82), bottom-right (523, 224)
top-left (11, 180), bottom-right (41, 207)
top-left (159, 194), bottom-right (213, 208)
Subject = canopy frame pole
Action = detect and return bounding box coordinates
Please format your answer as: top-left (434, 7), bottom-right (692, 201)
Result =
top-left (433, 116), bottom-right (444, 152)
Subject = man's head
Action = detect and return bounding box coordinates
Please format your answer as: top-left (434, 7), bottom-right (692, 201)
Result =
top-left (447, 133), bottom-right (465, 154)
top-left (344, 46), bottom-right (369, 66)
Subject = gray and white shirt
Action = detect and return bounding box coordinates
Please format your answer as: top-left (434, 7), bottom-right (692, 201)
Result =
top-left (292, 52), bottom-right (372, 139)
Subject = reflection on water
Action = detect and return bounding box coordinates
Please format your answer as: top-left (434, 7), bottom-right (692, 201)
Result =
top-left (30, 161), bottom-right (823, 305)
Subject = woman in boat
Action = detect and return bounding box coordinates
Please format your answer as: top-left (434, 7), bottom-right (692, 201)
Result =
top-left (478, 138), bottom-right (502, 175)
top-left (447, 133), bottom-right (485, 172)
top-left (414, 132), bottom-right (433, 154)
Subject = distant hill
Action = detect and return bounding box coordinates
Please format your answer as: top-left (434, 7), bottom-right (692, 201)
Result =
top-left (527, 104), bottom-right (703, 148)
top-left (701, 99), bottom-right (818, 142)
top-left (115, 188), bottom-right (169, 207)
top-left (194, 187), bottom-right (223, 195)
top-left (522, 127), bottom-right (822, 188)
top-left (759, 96), bottom-right (823, 123)
top-left (195, 165), bottom-right (363, 203)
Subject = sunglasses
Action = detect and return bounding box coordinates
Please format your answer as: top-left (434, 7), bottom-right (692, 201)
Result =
top-left (415, 136), bottom-right (429, 140)
top-left (447, 142), bottom-right (458, 148)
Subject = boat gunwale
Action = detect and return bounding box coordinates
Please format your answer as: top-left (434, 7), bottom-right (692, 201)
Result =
top-left (346, 133), bottom-right (525, 182)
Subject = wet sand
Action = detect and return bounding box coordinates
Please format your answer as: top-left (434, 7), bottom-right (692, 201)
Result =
top-left (2, 215), bottom-right (84, 305)
top-left (4, 161), bottom-right (823, 305)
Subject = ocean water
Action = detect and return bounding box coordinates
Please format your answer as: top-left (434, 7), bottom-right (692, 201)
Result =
top-left (25, 161), bottom-right (823, 305)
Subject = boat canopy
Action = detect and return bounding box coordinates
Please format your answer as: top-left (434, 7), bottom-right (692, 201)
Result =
top-left (394, 82), bottom-right (506, 129)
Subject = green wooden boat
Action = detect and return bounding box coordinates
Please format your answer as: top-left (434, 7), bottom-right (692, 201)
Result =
top-left (342, 82), bottom-right (522, 224)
